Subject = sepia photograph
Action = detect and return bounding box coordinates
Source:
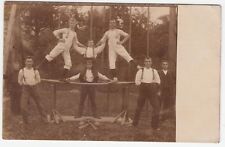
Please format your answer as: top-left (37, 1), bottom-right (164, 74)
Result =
top-left (7, 0), bottom-right (223, 142)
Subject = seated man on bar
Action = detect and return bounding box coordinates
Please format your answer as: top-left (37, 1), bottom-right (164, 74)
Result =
top-left (66, 58), bottom-right (112, 119)
top-left (132, 57), bottom-right (161, 130)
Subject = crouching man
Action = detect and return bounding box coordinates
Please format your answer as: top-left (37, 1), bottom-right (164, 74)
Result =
top-left (67, 58), bottom-right (112, 119)
top-left (132, 57), bottom-right (161, 130)
top-left (18, 56), bottom-right (47, 124)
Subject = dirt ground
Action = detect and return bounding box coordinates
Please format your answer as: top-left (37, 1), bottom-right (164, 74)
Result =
top-left (3, 82), bottom-right (175, 142)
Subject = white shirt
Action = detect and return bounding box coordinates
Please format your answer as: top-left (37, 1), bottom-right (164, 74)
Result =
top-left (135, 68), bottom-right (160, 86)
top-left (76, 43), bottom-right (106, 58)
top-left (53, 28), bottom-right (76, 49)
top-left (18, 68), bottom-right (41, 86)
top-left (69, 70), bottom-right (109, 82)
top-left (162, 70), bottom-right (168, 75)
top-left (86, 70), bottom-right (94, 82)
top-left (100, 29), bottom-right (128, 46)
top-left (85, 47), bottom-right (95, 58)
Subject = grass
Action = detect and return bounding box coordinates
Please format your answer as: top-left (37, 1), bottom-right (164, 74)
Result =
top-left (3, 82), bottom-right (175, 142)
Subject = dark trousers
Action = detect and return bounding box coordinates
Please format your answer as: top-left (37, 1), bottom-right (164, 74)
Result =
top-left (160, 87), bottom-right (173, 110)
top-left (21, 85), bottom-right (46, 123)
top-left (133, 83), bottom-right (160, 129)
top-left (9, 83), bottom-right (21, 115)
top-left (78, 86), bottom-right (97, 117)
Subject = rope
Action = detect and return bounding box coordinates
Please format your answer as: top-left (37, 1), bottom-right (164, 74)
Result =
top-left (41, 78), bottom-right (134, 85)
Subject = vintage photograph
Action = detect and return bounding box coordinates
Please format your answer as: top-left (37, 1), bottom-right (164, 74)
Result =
top-left (3, 1), bottom-right (177, 141)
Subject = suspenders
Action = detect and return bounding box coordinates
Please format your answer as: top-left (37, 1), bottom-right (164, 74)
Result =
top-left (22, 68), bottom-right (36, 84)
top-left (140, 68), bottom-right (155, 81)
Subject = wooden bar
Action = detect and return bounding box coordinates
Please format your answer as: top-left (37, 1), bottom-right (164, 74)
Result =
top-left (62, 116), bottom-right (115, 123)
top-left (41, 79), bottom-right (134, 85)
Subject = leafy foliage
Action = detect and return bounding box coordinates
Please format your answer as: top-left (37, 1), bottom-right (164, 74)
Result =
top-left (5, 3), bottom-right (176, 78)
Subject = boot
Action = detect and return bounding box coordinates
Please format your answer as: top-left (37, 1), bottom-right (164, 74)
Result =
top-left (129, 60), bottom-right (139, 69)
top-left (60, 68), bottom-right (69, 81)
top-left (110, 69), bottom-right (118, 80)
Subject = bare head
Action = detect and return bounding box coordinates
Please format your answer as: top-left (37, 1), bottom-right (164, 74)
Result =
top-left (87, 40), bottom-right (94, 47)
top-left (144, 57), bottom-right (152, 69)
top-left (25, 56), bottom-right (34, 69)
top-left (68, 18), bottom-right (78, 29)
top-left (161, 60), bottom-right (169, 70)
top-left (109, 20), bottom-right (116, 29)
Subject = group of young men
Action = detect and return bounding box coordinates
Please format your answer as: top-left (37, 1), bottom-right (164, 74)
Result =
top-left (37, 18), bottom-right (137, 81)
top-left (17, 17), bottom-right (175, 131)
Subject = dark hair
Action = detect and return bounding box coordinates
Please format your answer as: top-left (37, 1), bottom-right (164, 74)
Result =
top-left (161, 59), bottom-right (169, 63)
top-left (144, 56), bottom-right (152, 61)
top-left (25, 56), bottom-right (33, 61)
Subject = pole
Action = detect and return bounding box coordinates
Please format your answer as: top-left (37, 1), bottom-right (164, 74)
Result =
top-left (53, 84), bottom-right (57, 110)
top-left (109, 6), bottom-right (112, 21)
top-left (128, 6), bottom-right (132, 54)
top-left (90, 5), bottom-right (93, 40)
top-left (128, 6), bottom-right (132, 80)
top-left (147, 6), bottom-right (150, 57)
top-left (107, 86), bottom-right (110, 115)
top-left (101, 6), bottom-right (106, 70)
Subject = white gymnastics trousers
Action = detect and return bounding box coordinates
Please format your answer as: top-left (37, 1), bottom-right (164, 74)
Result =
top-left (108, 44), bottom-right (133, 69)
top-left (45, 43), bottom-right (72, 70)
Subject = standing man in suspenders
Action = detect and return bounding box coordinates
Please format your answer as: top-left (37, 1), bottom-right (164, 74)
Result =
top-left (132, 57), bottom-right (161, 130)
top-left (18, 56), bottom-right (47, 124)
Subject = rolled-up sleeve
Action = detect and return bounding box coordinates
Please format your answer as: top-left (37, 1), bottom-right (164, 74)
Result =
top-left (135, 70), bottom-right (142, 86)
top-left (35, 70), bottom-right (41, 84)
top-left (69, 73), bottom-right (80, 80)
top-left (53, 28), bottom-right (67, 39)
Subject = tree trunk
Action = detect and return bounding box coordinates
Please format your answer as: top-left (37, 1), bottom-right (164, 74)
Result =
top-left (168, 6), bottom-right (177, 71)
top-left (4, 4), bottom-right (17, 75)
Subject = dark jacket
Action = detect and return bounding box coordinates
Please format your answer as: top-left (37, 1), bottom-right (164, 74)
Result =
top-left (158, 70), bottom-right (175, 90)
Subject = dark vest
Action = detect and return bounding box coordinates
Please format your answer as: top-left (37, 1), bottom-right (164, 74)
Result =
top-left (158, 70), bottom-right (174, 89)
top-left (79, 67), bottom-right (99, 83)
